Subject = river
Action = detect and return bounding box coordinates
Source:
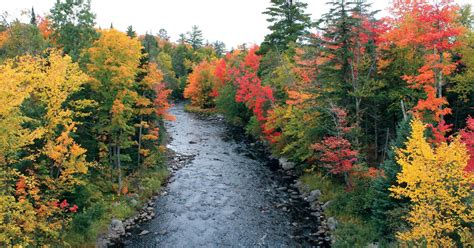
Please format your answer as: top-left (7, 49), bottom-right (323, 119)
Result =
top-left (122, 103), bottom-right (329, 247)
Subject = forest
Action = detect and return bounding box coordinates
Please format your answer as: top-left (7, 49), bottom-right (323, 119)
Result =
top-left (0, 0), bottom-right (473, 247)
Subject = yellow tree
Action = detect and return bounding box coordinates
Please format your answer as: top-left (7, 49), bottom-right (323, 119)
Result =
top-left (0, 50), bottom-right (92, 246)
top-left (390, 119), bottom-right (473, 247)
top-left (0, 57), bottom-right (35, 166)
top-left (0, 56), bottom-right (37, 247)
top-left (86, 29), bottom-right (142, 193)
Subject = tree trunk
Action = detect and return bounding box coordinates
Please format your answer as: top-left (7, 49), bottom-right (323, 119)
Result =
top-left (437, 50), bottom-right (444, 121)
top-left (117, 144), bottom-right (122, 195)
top-left (374, 117), bottom-right (378, 161)
top-left (400, 99), bottom-right (407, 121)
top-left (137, 118), bottom-right (143, 169)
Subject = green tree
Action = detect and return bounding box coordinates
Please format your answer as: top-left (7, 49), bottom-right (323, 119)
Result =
top-left (212, 40), bottom-right (226, 57)
top-left (49, 0), bottom-right (97, 61)
top-left (157, 51), bottom-right (179, 97)
top-left (0, 21), bottom-right (47, 59)
top-left (30, 7), bottom-right (37, 25)
top-left (142, 33), bottom-right (158, 61)
top-left (186, 25), bottom-right (204, 50)
top-left (316, 0), bottom-right (380, 142)
top-left (158, 28), bottom-right (169, 41)
top-left (260, 0), bottom-right (311, 54)
top-left (370, 117), bottom-right (412, 241)
top-left (126, 25), bottom-right (136, 38)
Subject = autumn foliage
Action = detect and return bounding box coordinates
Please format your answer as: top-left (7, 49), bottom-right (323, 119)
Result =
top-left (0, 50), bottom-right (91, 245)
top-left (390, 118), bottom-right (473, 246)
top-left (1, 0), bottom-right (473, 246)
top-left (0, 28), bottom-right (173, 245)
top-left (385, 0), bottom-right (465, 122)
top-left (184, 60), bottom-right (217, 108)
top-left (311, 106), bottom-right (358, 187)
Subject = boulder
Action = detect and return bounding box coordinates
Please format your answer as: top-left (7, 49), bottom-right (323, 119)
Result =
top-left (139, 230), bottom-right (150, 236)
top-left (327, 217), bottom-right (338, 231)
top-left (108, 219), bottom-right (125, 236)
top-left (96, 237), bottom-right (111, 248)
top-left (279, 157), bottom-right (296, 170)
top-left (306, 189), bottom-right (321, 203)
top-left (322, 200), bottom-right (332, 210)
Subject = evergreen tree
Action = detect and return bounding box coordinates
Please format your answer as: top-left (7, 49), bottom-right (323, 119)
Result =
top-left (126, 25), bottom-right (136, 38)
top-left (371, 116), bottom-right (412, 241)
top-left (178, 33), bottom-right (187, 44)
top-left (158, 28), bottom-right (170, 41)
top-left (260, 0), bottom-right (311, 54)
top-left (186, 25), bottom-right (204, 50)
top-left (212, 40), bottom-right (226, 57)
top-left (142, 33), bottom-right (159, 61)
top-left (316, 0), bottom-right (379, 141)
top-left (49, 0), bottom-right (97, 61)
top-left (30, 7), bottom-right (37, 25)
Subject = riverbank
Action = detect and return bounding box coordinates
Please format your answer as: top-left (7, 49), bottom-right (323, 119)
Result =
top-left (65, 160), bottom-right (169, 247)
top-left (96, 149), bottom-right (193, 247)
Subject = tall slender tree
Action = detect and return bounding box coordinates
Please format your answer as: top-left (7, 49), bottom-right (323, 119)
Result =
top-left (30, 7), bottom-right (37, 25)
top-left (186, 25), bottom-right (204, 50)
top-left (260, 0), bottom-right (311, 54)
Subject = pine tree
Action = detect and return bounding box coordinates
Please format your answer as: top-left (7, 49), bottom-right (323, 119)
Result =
top-left (260, 0), bottom-right (311, 54)
top-left (186, 25), bottom-right (204, 50)
top-left (371, 116), bottom-right (412, 241)
top-left (142, 33), bottom-right (158, 61)
top-left (158, 28), bottom-right (170, 41)
top-left (212, 40), bottom-right (226, 57)
top-left (316, 0), bottom-right (379, 140)
top-left (30, 7), bottom-right (37, 25)
top-left (126, 25), bottom-right (136, 38)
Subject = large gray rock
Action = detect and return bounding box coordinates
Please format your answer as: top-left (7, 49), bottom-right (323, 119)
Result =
top-left (109, 218), bottom-right (125, 236)
top-left (306, 189), bottom-right (321, 203)
top-left (279, 157), bottom-right (296, 170)
top-left (327, 217), bottom-right (338, 231)
top-left (322, 200), bottom-right (332, 210)
top-left (96, 237), bottom-right (111, 248)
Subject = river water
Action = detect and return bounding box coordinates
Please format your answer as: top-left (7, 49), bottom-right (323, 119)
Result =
top-left (122, 103), bottom-right (328, 247)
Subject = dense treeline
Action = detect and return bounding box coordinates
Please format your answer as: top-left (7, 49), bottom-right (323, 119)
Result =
top-left (0, 0), bottom-right (224, 246)
top-left (184, 0), bottom-right (473, 246)
top-left (0, 0), bottom-right (473, 246)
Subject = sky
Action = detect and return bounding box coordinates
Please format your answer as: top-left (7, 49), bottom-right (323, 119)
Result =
top-left (1, 0), bottom-right (472, 49)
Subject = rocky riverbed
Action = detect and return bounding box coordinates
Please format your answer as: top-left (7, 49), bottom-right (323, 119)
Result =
top-left (103, 103), bottom-right (332, 247)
